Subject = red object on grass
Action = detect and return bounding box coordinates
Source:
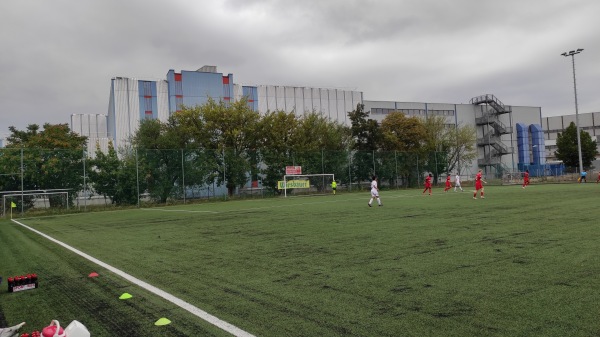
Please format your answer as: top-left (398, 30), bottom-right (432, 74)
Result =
top-left (41, 320), bottom-right (65, 337)
top-left (88, 272), bottom-right (99, 278)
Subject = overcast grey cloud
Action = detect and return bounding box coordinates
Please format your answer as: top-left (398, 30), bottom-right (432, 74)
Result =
top-left (1, 0), bottom-right (599, 136)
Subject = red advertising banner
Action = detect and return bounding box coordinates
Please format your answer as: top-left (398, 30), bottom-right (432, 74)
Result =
top-left (285, 166), bottom-right (302, 175)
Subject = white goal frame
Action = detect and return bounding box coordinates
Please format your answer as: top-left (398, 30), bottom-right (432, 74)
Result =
top-left (2, 191), bottom-right (70, 217)
top-left (283, 174), bottom-right (335, 197)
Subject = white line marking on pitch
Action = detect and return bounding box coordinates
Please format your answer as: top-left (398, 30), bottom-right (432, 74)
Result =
top-left (11, 219), bottom-right (255, 337)
top-left (140, 208), bottom-right (219, 214)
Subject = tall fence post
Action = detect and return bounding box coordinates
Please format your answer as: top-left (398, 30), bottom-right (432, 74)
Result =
top-left (181, 149), bottom-right (186, 204)
top-left (435, 151), bottom-right (439, 181)
top-left (372, 150), bottom-right (376, 176)
top-left (394, 151), bottom-right (398, 189)
top-left (20, 147), bottom-right (24, 215)
top-left (348, 150), bottom-right (352, 191)
top-left (321, 149), bottom-right (325, 190)
top-left (136, 149), bottom-right (140, 208)
top-left (416, 154), bottom-right (419, 187)
top-left (83, 145), bottom-right (87, 211)
top-left (223, 147), bottom-right (227, 200)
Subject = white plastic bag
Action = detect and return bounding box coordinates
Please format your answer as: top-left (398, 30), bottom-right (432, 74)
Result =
top-left (64, 320), bottom-right (90, 337)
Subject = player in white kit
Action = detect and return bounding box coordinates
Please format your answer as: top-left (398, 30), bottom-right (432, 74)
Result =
top-left (368, 175), bottom-right (383, 207)
top-left (454, 172), bottom-right (463, 192)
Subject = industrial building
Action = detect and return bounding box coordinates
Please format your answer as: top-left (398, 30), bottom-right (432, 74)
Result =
top-left (71, 65), bottom-right (551, 178)
top-left (542, 112), bottom-right (600, 161)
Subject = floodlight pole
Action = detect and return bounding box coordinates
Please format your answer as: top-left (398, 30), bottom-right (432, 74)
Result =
top-left (561, 48), bottom-right (584, 174)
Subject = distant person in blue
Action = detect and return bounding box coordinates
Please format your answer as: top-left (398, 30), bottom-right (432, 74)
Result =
top-left (579, 170), bottom-right (587, 183)
top-left (580, 170), bottom-right (587, 183)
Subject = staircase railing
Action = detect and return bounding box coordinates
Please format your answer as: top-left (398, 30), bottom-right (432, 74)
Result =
top-left (475, 113), bottom-right (513, 134)
top-left (470, 94), bottom-right (511, 114)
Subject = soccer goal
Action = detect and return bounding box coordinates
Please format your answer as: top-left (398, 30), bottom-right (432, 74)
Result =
top-left (281, 174), bottom-right (335, 197)
top-left (2, 190), bottom-right (70, 217)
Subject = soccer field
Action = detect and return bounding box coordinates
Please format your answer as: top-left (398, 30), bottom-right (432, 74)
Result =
top-left (2, 184), bottom-right (600, 336)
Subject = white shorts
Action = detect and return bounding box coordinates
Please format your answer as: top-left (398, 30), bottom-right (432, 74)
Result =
top-left (371, 189), bottom-right (379, 197)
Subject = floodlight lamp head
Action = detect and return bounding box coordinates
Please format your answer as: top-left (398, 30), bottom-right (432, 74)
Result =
top-left (569, 50), bottom-right (575, 54)
top-left (577, 48), bottom-right (584, 52)
top-left (561, 52), bottom-right (567, 56)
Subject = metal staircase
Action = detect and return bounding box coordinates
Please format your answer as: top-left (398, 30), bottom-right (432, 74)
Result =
top-left (470, 94), bottom-right (511, 114)
top-left (471, 94), bottom-right (513, 169)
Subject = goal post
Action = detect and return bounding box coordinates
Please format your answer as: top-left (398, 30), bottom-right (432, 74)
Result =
top-left (281, 174), bottom-right (335, 197)
top-left (2, 191), bottom-right (70, 217)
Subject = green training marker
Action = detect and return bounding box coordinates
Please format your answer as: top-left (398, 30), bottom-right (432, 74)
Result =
top-left (155, 318), bottom-right (171, 326)
top-left (119, 293), bottom-right (133, 300)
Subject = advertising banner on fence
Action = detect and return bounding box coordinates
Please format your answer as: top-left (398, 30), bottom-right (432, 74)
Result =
top-left (277, 180), bottom-right (310, 190)
top-left (286, 166), bottom-right (302, 175)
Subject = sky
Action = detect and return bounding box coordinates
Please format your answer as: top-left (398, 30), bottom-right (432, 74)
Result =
top-left (1, 0), bottom-right (599, 137)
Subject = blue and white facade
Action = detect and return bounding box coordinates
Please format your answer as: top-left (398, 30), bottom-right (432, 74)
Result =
top-left (77, 66), bottom-right (362, 153)
top-left (72, 65), bottom-right (547, 175)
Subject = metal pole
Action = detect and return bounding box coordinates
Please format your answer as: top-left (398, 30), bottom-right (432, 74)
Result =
top-left (181, 149), bottom-right (186, 204)
top-left (20, 148), bottom-right (23, 215)
top-left (83, 146), bottom-right (87, 211)
top-left (321, 149), bottom-right (325, 190)
top-left (562, 49), bottom-right (584, 174)
top-left (434, 151), bottom-right (438, 182)
top-left (372, 150), bottom-right (375, 175)
top-left (571, 54), bottom-right (584, 174)
top-left (394, 151), bottom-right (398, 189)
top-left (223, 147), bottom-right (227, 200)
top-left (348, 150), bottom-right (352, 191)
top-left (136, 149), bottom-right (140, 208)
top-left (416, 153), bottom-right (419, 186)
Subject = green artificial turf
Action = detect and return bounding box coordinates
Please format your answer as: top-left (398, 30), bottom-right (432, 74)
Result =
top-left (1, 183), bottom-right (600, 336)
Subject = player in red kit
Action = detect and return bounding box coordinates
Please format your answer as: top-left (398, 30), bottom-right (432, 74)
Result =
top-left (596, 171), bottom-right (600, 184)
top-left (444, 174), bottom-right (452, 192)
top-left (423, 173), bottom-right (432, 195)
top-left (473, 169), bottom-right (487, 199)
top-left (522, 169), bottom-right (530, 189)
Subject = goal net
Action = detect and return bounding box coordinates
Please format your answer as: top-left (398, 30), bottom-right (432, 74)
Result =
top-left (2, 191), bottom-right (70, 217)
top-left (281, 174), bottom-right (335, 197)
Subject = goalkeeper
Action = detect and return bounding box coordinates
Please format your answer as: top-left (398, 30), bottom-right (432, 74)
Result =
top-left (331, 180), bottom-right (337, 195)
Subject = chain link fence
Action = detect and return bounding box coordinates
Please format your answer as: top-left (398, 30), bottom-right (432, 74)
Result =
top-left (1, 147), bottom-right (470, 215)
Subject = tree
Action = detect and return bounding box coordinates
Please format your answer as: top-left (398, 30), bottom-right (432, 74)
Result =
top-left (422, 116), bottom-right (450, 180)
top-left (168, 106), bottom-right (221, 195)
top-left (257, 110), bottom-right (299, 193)
top-left (348, 103), bottom-right (380, 182)
top-left (133, 118), bottom-right (185, 203)
top-left (380, 112), bottom-right (426, 152)
top-left (0, 123), bottom-right (87, 208)
top-left (290, 112), bottom-right (352, 191)
top-left (555, 122), bottom-right (598, 170)
top-left (447, 124), bottom-right (477, 175)
top-left (88, 141), bottom-right (141, 205)
top-left (88, 141), bottom-right (119, 204)
top-left (201, 98), bottom-right (261, 196)
top-left (421, 116), bottom-right (477, 179)
top-left (379, 112), bottom-right (427, 187)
